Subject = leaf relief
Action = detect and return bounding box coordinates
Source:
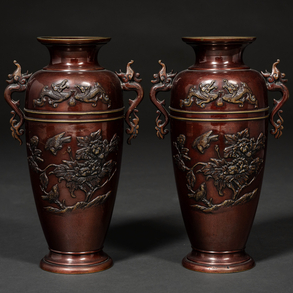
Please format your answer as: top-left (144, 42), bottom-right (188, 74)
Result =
top-left (173, 129), bottom-right (266, 213)
top-left (27, 130), bottom-right (119, 213)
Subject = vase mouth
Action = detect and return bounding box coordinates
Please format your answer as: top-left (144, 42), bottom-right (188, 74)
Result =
top-left (37, 36), bottom-right (111, 45)
top-left (182, 36), bottom-right (256, 44)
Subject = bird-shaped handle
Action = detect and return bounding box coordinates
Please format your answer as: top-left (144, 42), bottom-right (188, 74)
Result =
top-left (4, 61), bottom-right (32, 145)
top-left (261, 60), bottom-right (289, 139)
top-left (116, 60), bottom-right (144, 145)
top-left (150, 60), bottom-right (177, 139)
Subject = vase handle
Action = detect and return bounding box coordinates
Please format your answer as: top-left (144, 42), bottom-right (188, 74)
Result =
top-left (116, 60), bottom-right (144, 145)
top-left (150, 60), bottom-right (177, 139)
top-left (4, 60), bottom-right (32, 145)
top-left (261, 59), bottom-right (289, 139)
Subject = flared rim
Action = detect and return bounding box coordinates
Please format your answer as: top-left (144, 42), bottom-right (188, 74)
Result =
top-left (182, 36), bottom-right (256, 44)
top-left (37, 36), bottom-right (111, 45)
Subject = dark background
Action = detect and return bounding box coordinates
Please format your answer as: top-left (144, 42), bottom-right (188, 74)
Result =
top-left (1, 0), bottom-right (293, 292)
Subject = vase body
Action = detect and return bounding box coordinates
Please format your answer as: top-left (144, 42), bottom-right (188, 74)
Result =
top-left (4, 36), bottom-right (143, 274)
top-left (150, 37), bottom-right (288, 273)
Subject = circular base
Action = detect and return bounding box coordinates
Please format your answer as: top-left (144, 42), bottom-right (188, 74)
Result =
top-left (182, 249), bottom-right (255, 273)
top-left (40, 249), bottom-right (113, 274)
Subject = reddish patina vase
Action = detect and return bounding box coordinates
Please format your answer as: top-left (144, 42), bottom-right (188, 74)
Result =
top-left (150, 36), bottom-right (289, 273)
top-left (4, 36), bottom-right (143, 274)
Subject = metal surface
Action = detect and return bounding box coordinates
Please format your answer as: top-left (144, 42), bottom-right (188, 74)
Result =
top-left (150, 37), bottom-right (289, 273)
top-left (4, 37), bottom-right (144, 274)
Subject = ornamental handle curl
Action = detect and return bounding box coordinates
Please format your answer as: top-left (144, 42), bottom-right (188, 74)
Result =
top-left (116, 60), bottom-right (144, 145)
top-left (4, 60), bottom-right (32, 145)
top-left (150, 60), bottom-right (177, 139)
top-left (261, 59), bottom-right (289, 139)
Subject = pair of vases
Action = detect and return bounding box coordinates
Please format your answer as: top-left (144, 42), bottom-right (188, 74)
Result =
top-left (4, 36), bottom-right (288, 274)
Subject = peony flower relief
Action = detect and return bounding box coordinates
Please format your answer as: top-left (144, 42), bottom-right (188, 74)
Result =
top-left (27, 130), bottom-right (119, 213)
top-left (173, 129), bottom-right (266, 213)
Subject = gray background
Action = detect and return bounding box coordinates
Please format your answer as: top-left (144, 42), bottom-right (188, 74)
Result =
top-left (0, 0), bottom-right (293, 292)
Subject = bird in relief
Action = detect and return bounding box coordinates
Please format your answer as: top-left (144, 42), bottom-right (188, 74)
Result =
top-left (45, 132), bottom-right (72, 155)
top-left (192, 130), bottom-right (219, 154)
top-left (188, 182), bottom-right (208, 202)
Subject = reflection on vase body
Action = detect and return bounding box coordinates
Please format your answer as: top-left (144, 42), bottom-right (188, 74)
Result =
top-left (4, 37), bottom-right (144, 274)
top-left (150, 37), bottom-right (288, 273)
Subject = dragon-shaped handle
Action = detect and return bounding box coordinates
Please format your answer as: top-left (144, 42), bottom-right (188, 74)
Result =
top-left (4, 60), bottom-right (32, 145)
top-left (116, 60), bottom-right (144, 145)
top-left (150, 60), bottom-right (177, 139)
top-left (261, 59), bottom-right (289, 139)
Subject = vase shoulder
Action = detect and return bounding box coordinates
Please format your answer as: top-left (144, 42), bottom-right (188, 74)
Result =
top-left (25, 69), bottom-right (123, 111)
top-left (170, 68), bottom-right (268, 110)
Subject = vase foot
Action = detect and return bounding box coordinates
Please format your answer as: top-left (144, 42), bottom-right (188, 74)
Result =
top-left (40, 249), bottom-right (113, 274)
top-left (182, 249), bottom-right (255, 273)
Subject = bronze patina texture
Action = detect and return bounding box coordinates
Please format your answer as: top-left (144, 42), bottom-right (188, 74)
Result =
top-left (4, 36), bottom-right (144, 274)
top-left (150, 36), bottom-right (288, 273)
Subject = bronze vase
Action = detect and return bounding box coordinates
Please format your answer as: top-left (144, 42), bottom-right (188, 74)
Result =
top-left (150, 36), bottom-right (289, 273)
top-left (4, 36), bottom-right (144, 274)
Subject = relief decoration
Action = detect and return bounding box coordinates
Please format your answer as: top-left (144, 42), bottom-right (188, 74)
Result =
top-left (173, 129), bottom-right (266, 213)
top-left (27, 130), bottom-right (119, 213)
top-left (180, 80), bottom-right (258, 108)
top-left (33, 80), bottom-right (110, 108)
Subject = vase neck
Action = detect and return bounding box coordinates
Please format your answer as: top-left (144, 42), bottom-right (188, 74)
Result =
top-left (37, 37), bottom-right (111, 71)
top-left (182, 37), bottom-right (256, 70)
